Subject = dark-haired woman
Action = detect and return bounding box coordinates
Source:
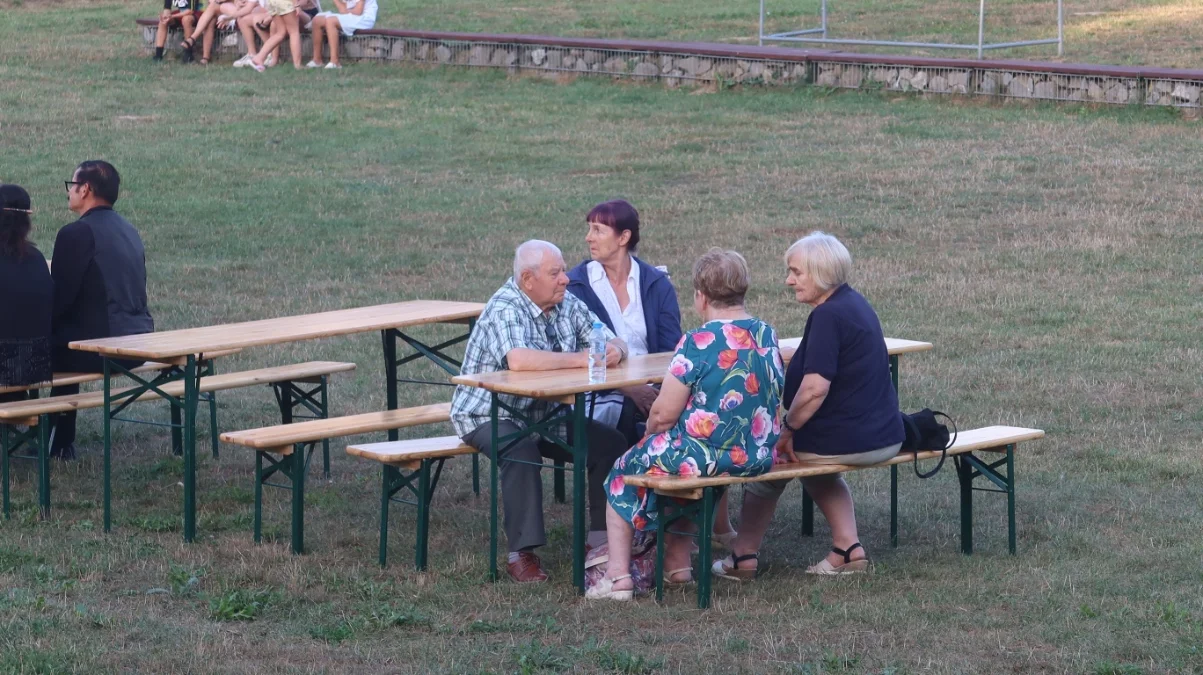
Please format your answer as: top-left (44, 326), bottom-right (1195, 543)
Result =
top-left (567, 200), bottom-right (683, 444)
top-left (0, 184), bottom-right (53, 402)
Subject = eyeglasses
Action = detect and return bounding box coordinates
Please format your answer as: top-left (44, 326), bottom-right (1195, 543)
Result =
top-left (543, 318), bottom-right (562, 353)
top-left (64, 181), bottom-right (83, 192)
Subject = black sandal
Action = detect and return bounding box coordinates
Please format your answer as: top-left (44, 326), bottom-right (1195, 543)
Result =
top-left (179, 37), bottom-right (195, 63)
top-left (807, 542), bottom-right (870, 575)
top-left (712, 552), bottom-right (758, 581)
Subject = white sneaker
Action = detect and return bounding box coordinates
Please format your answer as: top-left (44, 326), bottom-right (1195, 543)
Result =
top-left (324, 62), bottom-right (341, 69)
top-left (232, 54), bottom-right (253, 68)
top-left (306, 60), bottom-right (321, 68)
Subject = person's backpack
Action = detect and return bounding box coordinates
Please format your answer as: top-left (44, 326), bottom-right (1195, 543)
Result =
top-left (899, 409), bottom-right (957, 478)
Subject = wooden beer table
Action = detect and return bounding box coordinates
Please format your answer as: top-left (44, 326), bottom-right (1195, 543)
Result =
top-left (452, 336), bottom-right (931, 593)
top-left (69, 300), bottom-right (484, 542)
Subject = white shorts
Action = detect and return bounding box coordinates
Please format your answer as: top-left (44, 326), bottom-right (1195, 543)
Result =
top-left (315, 11), bottom-right (373, 35)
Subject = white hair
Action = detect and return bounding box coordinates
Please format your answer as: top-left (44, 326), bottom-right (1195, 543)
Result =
top-left (513, 240), bottom-right (563, 282)
top-left (784, 231), bottom-right (852, 292)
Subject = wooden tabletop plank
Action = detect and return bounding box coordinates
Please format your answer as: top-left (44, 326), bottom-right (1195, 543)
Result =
top-left (68, 300), bottom-right (484, 360)
top-left (452, 336), bottom-right (931, 399)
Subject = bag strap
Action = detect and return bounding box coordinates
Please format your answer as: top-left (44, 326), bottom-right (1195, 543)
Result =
top-left (912, 410), bottom-right (957, 479)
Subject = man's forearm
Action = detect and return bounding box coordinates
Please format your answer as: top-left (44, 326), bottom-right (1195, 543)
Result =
top-left (506, 348), bottom-right (587, 371)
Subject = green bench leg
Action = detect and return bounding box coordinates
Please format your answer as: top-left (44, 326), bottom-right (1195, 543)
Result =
top-left (290, 444), bottom-right (305, 555)
top-left (890, 464), bottom-right (899, 548)
top-left (553, 459), bottom-right (566, 503)
top-left (472, 454), bottom-right (480, 497)
top-left (251, 445), bottom-right (310, 554)
top-left (170, 405), bottom-right (183, 457)
top-left (379, 465), bottom-right (396, 567)
top-left (1006, 446), bottom-right (1016, 555)
top-left (36, 416), bottom-right (50, 520)
top-left (208, 392), bottom-right (219, 460)
top-left (696, 487), bottom-right (717, 610)
top-left (414, 460), bottom-right (431, 571)
top-left (274, 378), bottom-right (332, 480)
top-left (957, 455), bottom-right (974, 554)
top-left (488, 398), bottom-right (500, 582)
top-left (254, 452), bottom-right (264, 543)
top-left (801, 489), bottom-right (814, 536)
top-left (319, 376), bottom-right (330, 479)
top-left (378, 459), bottom-right (442, 570)
top-left (2, 424), bottom-right (10, 519)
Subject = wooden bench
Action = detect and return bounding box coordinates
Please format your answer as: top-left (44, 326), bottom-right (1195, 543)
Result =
top-left (346, 435), bottom-right (477, 570)
top-left (623, 425), bottom-right (1045, 608)
top-left (0, 360), bottom-right (356, 521)
top-left (218, 401), bottom-right (462, 555)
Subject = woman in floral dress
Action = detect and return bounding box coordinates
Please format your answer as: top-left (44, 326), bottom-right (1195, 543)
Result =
top-left (587, 248), bottom-right (783, 601)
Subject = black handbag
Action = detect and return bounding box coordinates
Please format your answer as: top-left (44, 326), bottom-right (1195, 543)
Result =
top-left (899, 409), bottom-right (957, 478)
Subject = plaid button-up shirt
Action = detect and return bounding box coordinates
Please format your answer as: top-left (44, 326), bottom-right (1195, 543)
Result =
top-left (450, 278), bottom-right (615, 438)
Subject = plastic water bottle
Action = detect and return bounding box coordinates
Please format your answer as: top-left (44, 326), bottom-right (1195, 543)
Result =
top-left (588, 321), bottom-right (608, 384)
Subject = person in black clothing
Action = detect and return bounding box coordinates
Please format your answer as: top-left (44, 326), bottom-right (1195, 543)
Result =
top-left (50, 161), bottom-right (154, 459)
top-left (0, 184), bottom-right (53, 404)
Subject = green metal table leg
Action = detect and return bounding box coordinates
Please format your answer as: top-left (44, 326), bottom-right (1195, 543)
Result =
top-left (290, 445), bottom-right (305, 554)
top-left (553, 459), bottom-right (566, 504)
top-left (1006, 445), bottom-right (1016, 555)
top-left (379, 465), bottom-right (396, 567)
top-left (2, 424), bottom-right (10, 518)
top-left (182, 355), bottom-right (198, 543)
top-left (957, 457), bottom-right (973, 555)
top-left (319, 375), bottom-right (330, 479)
top-left (415, 460), bottom-right (431, 570)
top-left (36, 415), bottom-right (50, 520)
top-left (572, 394), bottom-right (587, 594)
top-left (382, 330), bottom-right (399, 443)
top-left (103, 357), bottom-right (113, 533)
top-left (253, 452), bottom-right (264, 543)
top-left (488, 395), bottom-right (500, 582)
top-left (697, 488), bottom-right (716, 610)
top-left (801, 488), bottom-right (814, 536)
top-left (890, 464), bottom-right (899, 548)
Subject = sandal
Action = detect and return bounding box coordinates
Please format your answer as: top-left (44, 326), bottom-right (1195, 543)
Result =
top-left (806, 543), bottom-right (869, 576)
top-left (179, 37), bottom-right (195, 63)
top-left (585, 574), bottom-right (633, 601)
top-left (663, 567), bottom-right (694, 587)
top-left (712, 553), bottom-right (758, 581)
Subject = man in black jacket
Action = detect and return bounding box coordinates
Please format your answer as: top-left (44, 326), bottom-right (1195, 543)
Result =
top-left (50, 161), bottom-right (154, 459)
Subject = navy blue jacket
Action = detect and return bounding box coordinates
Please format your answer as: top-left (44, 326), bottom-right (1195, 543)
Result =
top-left (566, 256), bottom-right (683, 354)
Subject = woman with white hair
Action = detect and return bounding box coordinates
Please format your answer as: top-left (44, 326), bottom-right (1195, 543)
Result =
top-left (714, 231), bottom-right (904, 579)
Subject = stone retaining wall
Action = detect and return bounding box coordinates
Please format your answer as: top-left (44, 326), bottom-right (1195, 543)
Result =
top-left (138, 22), bottom-right (1203, 108)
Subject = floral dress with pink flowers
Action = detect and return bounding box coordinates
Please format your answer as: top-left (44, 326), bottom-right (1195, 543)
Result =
top-left (606, 318), bottom-right (784, 532)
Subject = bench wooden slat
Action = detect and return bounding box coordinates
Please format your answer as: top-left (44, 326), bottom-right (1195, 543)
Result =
top-left (0, 361), bottom-right (357, 422)
top-left (219, 401), bottom-right (452, 451)
top-left (624, 425), bottom-right (1044, 499)
top-left (0, 347), bottom-right (245, 395)
top-left (346, 435), bottom-right (475, 468)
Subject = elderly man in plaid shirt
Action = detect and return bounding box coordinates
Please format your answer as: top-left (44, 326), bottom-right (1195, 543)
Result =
top-left (452, 240), bottom-right (630, 583)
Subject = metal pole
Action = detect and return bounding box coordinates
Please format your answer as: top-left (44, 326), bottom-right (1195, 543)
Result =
top-left (1056, 0), bottom-right (1064, 56)
top-left (820, 0), bottom-right (828, 39)
top-left (488, 395), bottom-right (499, 582)
top-left (977, 0), bottom-right (986, 59)
top-left (183, 355), bottom-right (198, 543)
top-left (697, 488), bottom-right (715, 610)
top-left (37, 415), bottom-right (50, 519)
top-left (254, 453), bottom-right (263, 543)
top-left (415, 461), bottom-right (431, 570)
top-left (382, 329), bottom-right (399, 442)
top-left (290, 447), bottom-right (305, 554)
top-left (379, 466), bottom-right (394, 567)
top-left (758, 0), bottom-right (765, 46)
top-left (1, 424), bottom-right (9, 518)
top-left (1006, 445), bottom-right (1017, 554)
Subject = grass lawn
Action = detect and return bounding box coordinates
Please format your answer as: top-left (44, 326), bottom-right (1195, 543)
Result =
top-left (2, 1), bottom-right (1203, 673)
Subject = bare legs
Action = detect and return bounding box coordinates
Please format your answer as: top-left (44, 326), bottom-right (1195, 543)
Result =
top-left (325, 19), bottom-right (342, 66)
top-left (729, 475), bottom-right (867, 571)
top-left (252, 12), bottom-right (302, 69)
top-left (601, 503), bottom-right (693, 592)
top-left (309, 15), bottom-right (328, 65)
